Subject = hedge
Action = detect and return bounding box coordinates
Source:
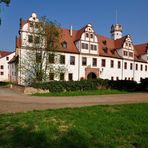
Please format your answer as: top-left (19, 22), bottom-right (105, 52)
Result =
top-left (31, 78), bottom-right (142, 93)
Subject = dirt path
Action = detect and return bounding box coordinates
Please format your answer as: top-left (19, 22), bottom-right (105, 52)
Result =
top-left (0, 88), bottom-right (148, 113)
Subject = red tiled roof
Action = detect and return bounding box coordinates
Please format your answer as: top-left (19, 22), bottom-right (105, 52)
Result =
top-left (134, 43), bottom-right (148, 56)
top-left (0, 51), bottom-right (13, 58)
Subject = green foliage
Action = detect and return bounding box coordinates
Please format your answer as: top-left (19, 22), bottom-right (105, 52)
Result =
top-left (0, 81), bottom-right (10, 86)
top-left (109, 80), bottom-right (138, 92)
top-left (0, 104), bottom-right (148, 147)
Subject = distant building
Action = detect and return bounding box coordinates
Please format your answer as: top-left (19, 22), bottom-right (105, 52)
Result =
top-left (0, 51), bottom-right (15, 81)
top-left (9, 13), bottom-right (148, 85)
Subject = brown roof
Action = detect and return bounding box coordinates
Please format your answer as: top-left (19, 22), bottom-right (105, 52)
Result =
top-left (0, 51), bottom-right (14, 58)
top-left (8, 56), bottom-right (18, 64)
top-left (134, 43), bottom-right (148, 56)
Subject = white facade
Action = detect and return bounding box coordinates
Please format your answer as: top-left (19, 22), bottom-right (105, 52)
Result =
top-left (8, 13), bottom-right (148, 85)
top-left (0, 52), bottom-right (15, 81)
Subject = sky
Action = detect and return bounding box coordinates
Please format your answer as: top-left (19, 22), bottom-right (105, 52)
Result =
top-left (0, 0), bottom-right (148, 51)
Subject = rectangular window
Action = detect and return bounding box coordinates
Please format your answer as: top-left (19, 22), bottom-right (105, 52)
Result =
top-left (92, 58), bottom-right (97, 66)
top-left (82, 43), bottom-right (88, 49)
top-left (111, 77), bottom-right (114, 80)
top-left (70, 56), bottom-right (75, 65)
top-left (49, 73), bottom-right (54, 80)
top-left (6, 57), bottom-right (9, 61)
top-left (130, 63), bottom-right (133, 70)
top-left (141, 64), bottom-right (143, 71)
top-left (82, 57), bottom-right (87, 66)
top-left (68, 73), bottom-right (73, 81)
top-left (116, 77), bottom-right (119, 80)
top-left (60, 55), bottom-right (65, 64)
top-left (34, 36), bottom-right (40, 44)
top-left (90, 44), bottom-right (97, 50)
top-left (118, 61), bottom-right (121, 69)
top-left (110, 60), bottom-right (114, 68)
top-left (28, 35), bottom-right (33, 43)
top-left (0, 72), bottom-right (4, 75)
top-left (36, 52), bottom-right (42, 63)
top-left (129, 52), bottom-right (133, 57)
top-left (136, 64), bottom-right (138, 70)
top-left (124, 62), bottom-right (127, 69)
top-left (60, 73), bottom-right (64, 81)
top-left (123, 51), bottom-right (128, 56)
top-left (0, 65), bottom-right (4, 69)
top-left (49, 54), bottom-right (54, 64)
top-left (145, 65), bottom-right (147, 71)
top-left (102, 59), bottom-right (106, 67)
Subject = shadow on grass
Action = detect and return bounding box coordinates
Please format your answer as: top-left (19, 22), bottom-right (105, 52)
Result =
top-left (0, 126), bottom-right (104, 148)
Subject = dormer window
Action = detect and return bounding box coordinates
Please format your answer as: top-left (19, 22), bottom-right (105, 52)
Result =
top-left (102, 40), bottom-right (107, 45)
top-left (62, 41), bottom-right (67, 48)
top-left (86, 33), bottom-right (89, 38)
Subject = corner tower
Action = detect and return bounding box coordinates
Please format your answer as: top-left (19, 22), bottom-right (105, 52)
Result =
top-left (110, 24), bottom-right (123, 40)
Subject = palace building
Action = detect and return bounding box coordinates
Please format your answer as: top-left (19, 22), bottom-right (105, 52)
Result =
top-left (8, 13), bottom-right (148, 85)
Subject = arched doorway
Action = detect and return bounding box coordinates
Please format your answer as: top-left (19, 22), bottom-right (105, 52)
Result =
top-left (87, 72), bottom-right (97, 80)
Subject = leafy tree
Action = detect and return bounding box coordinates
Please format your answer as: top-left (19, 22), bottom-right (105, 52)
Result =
top-left (19, 16), bottom-right (67, 85)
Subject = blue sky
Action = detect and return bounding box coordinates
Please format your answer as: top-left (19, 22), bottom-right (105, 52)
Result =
top-left (0, 0), bottom-right (148, 51)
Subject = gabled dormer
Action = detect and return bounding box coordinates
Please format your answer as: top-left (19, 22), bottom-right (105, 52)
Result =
top-left (115, 35), bottom-right (134, 60)
top-left (75, 24), bottom-right (98, 55)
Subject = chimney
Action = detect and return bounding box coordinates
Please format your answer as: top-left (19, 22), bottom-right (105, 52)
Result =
top-left (70, 26), bottom-right (73, 37)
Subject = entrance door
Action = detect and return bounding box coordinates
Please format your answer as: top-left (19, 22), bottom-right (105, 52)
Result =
top-left (87, 72), bottom-right (97, 80)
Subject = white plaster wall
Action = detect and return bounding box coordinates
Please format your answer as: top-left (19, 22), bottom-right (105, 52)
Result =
top-left (0, 52), bottom-right (15, 81)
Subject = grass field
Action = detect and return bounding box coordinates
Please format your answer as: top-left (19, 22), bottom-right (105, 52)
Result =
top-left (33, 89), bottom-right (128, 96)
top-left (0, 103), bottom-right (148, 147)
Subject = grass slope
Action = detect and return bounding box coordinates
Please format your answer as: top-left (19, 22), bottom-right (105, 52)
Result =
top-left (0, 104), bottom-right (148, 147)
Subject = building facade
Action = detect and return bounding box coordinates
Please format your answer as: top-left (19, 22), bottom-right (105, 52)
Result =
top-left (9, 13), bottom-right (148, 85)
top-left (0, 51), bottom-right (15, 81)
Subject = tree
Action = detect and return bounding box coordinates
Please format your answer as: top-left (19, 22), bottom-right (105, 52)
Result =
top-left (0, 0), bottom-right (10, 25)
top-left (19, 16), bottom-right (67, 85)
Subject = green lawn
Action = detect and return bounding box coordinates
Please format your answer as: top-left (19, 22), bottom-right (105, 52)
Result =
top-left (0, 104), bottom-right (148, 147)
top-left (33, 89), bottom-right (128, 96)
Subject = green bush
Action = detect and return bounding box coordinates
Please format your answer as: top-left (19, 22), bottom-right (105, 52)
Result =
top-left (138, 78), bottom-right (148, 92)
top-left (109, 80), bottom-right (137, 92)
top-left (0, 81), bottom-right (10, 86)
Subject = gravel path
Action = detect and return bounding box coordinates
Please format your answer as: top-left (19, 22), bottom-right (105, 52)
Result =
top-left (0, 88), bottom-right (148, 113)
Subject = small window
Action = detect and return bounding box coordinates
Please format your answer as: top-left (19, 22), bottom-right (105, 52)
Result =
top-left (111, 77), bottom-right (114, 80)
top-left (91, 44), bottom-right (97, 51)
top-left (6, 57), bottom-right (9, 61)
top-left (35, 36), bottom-right (40, 44)
top-left (49, 73), bottom-right (54, 80)
top-left (92, 58), bottom-right (97, 66)
top-left (124, 62), bottom-right (127, 69)
top-left (102, 59), bottom-right (106, 67)
top-left (140, 65), bottom-right (143, 71)
top-left (136, 64), bottom-right (138, 70)
top-left (60, 55), bottom-right (65, 64)
top-left (0, 72), bottom-right (4, 75)
top-left (28, 35), bottom-right (33, 43)
top-left (62, 42), bottom-right (67, 48)
top-left (82, 43), bottom-right (88, 49)
top-left (90, 34), bottom-right (93, 38)
top-left (145, 65), bottom-right (147, 71)
top-left (60, 73), bottom-right (64, 81)
top-left (70, 56), bottom-right (75, 65)
top-left (0, 65), bottom-right (4, 69)
top-left (36, 52), bottom-right (42, 63)
top-left (82, 57), bottom-right (87, 66)
top-left (130, 63), bottom-right (133, 70)
top-left (118, 61), bottom-right (121, 69)
top-left (30, 22), bottom-right (33, 27)
top-left (129, 52), bottom-right (133, 57)
top-left (116, 77), bottom-right (119, 80)
top-left (68, 73), bottom-right (73, 81)
top-left (123, 51), bottom-right (128, 56)
top-left (49, 54), bottom-right (55, 64)
top-left (110, 60), bottom-right (114, 68)
top-left (86, 33), bottom-right (89, 38)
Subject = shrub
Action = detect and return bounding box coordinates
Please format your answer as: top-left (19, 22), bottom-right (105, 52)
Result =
top-left (138, 78), bottom-right (148, 92)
